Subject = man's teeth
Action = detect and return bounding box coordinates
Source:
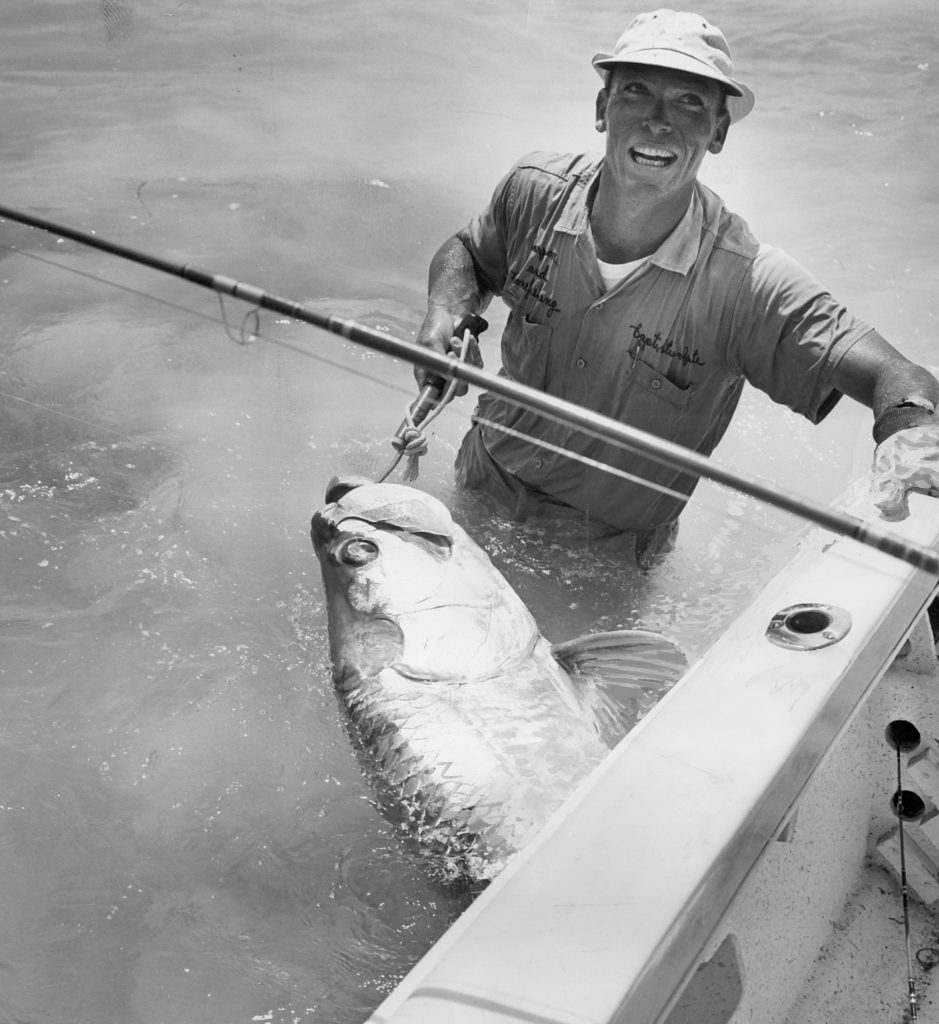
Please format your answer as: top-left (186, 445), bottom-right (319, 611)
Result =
top-left (632, 146), bottom-right (675, 165)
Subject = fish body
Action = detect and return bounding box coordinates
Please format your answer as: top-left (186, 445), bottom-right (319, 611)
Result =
top-left (311, 479), bottom-right (686, 881)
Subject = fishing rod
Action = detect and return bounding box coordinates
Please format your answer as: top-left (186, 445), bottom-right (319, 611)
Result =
top-left (1, 202), bottom-right (938, 577)
top-left (885, 720), bottom-right (923, 1023)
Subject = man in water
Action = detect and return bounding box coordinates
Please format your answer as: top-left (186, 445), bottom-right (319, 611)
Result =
top-left (414, 9), bottom-right (939, 567)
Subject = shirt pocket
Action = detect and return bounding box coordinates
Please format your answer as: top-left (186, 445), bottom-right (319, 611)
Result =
top-left (613, 358), bottom-right (699, 439)
top-left (501, 313), bottom-right (553, 391)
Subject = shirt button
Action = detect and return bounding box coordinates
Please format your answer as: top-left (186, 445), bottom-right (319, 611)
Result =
top-left (596, 302), bottom-right (604, 310)
top-left (534, 459), bottom-right (544, 469)
top-left (650, 378), bottom-right (662, 390)
top-left (576, 357), bottom-right (586, 368)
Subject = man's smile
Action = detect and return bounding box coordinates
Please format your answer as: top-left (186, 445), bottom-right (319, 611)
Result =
top-left (630, 145), bottom-right (677, 167)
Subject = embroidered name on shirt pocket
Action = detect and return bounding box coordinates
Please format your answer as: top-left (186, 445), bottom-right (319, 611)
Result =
top-left (502, 314), bottom-right (553, 391)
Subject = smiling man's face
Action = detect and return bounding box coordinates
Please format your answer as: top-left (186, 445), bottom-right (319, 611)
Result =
top-left (596, 64), bottom-right (730, 201)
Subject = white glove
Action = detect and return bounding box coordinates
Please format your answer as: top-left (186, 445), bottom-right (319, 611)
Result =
top-left (870, 422), bottom-right (939, 520)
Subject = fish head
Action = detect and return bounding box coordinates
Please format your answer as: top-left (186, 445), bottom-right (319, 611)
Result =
top-left (311, 477), bottom-right (540, 691)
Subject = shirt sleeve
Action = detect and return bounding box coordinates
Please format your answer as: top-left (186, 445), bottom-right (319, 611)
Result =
top-left (725, 243), bottom-right (873, 423)
top-left (455, 160), bottom-right (525, 297)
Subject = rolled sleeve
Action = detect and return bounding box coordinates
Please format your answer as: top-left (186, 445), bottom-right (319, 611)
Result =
top-left (455, 164), bottom-right (518, 297)
top-left (727, 244), bottom-right (873, 423)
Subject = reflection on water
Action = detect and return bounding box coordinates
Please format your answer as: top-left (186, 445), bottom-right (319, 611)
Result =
top-left (0, 0), bottom-right (937, 1021)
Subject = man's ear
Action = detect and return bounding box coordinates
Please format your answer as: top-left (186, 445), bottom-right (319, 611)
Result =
top-left (595, 89), bottom-right (608, 132)
top-left (708, 110), bottom-right (731, 154)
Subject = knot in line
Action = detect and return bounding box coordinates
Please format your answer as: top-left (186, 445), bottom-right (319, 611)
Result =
top-left (378, 329), bottom-right (473, 483)
top-left (392, 425), bottom-right (429, 458)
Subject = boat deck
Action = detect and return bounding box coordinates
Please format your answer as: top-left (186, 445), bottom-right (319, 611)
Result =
top-left (784, 864), bottom-right (939, 1024)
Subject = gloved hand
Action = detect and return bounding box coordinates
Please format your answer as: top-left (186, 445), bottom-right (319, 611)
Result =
top-left (870, 422), bottom-right (939, 520)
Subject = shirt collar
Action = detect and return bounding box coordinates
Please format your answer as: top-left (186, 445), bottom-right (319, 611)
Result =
top-left (556, 159), bottom-right (704, 277)
top-left (651, 188), bottom-right (703, 275)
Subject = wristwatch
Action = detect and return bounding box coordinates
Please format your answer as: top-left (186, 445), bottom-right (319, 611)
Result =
top-left (873, 394), bottom-right (936, 445)
top-left (896, 395), bottom-right (937, 413)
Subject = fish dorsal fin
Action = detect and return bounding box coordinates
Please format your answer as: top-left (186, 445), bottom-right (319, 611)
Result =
top-left (552, 629), bottom-right (688, 736)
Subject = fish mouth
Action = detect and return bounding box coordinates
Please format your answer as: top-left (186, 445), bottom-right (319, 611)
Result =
top-left (312, 476), bottom-right (375, 550)
top-left (630, 145), bottom-right (677, 168)
top-left (325, 474), bottom-right (371, 505)
top-left (311, 476), bottom-right (455, 554)
top-left (310, 507), bottom-right (334, 551)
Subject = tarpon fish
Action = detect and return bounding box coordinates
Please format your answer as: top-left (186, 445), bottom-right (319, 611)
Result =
top-left (311, 478), bottom-right (687, 883)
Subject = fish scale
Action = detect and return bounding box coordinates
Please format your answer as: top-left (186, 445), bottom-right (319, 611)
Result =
top-left (312, 479), bottom-right (687, 882)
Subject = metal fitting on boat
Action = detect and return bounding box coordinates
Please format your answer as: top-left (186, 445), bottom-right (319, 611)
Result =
top-left (891, 789), bottom-right (926, 822)
top-left (885, 719), bottom-right (922, 753)
top-left (765, 603), bottom-right (852, 651)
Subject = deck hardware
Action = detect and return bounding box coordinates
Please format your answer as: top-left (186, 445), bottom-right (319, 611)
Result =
top-left (886, 720), bottom-right (922, 754)
top-left (765, 603), bottom-right (852, 650)
top-left (892, 789), bottom-right (927, 822)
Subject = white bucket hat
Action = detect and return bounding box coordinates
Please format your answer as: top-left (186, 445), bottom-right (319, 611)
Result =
top-left (592, 9), bottom-right (755, 124)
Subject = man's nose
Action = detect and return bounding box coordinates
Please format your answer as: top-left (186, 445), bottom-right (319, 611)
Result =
top-left (643, 98), bottom-right (672, 133)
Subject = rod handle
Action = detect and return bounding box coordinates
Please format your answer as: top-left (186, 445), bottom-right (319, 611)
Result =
top-left (394, 312), bottom-right (489, 437)
top-left (396, 382), bottom-right (445, 437)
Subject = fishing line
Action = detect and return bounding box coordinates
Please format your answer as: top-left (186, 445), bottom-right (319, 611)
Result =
top-left (1, 206), bottom-right (937, 576)
top-left (0, 238), bottom-right (918, 586)
top-left (474, 416), bottom-right (695, 508)
top-left (0, 239), bottom-right (409, 395)
top-left (0, 387), bottom-right (131, 439)
top-left (0, 239), bottom-right (753, 517)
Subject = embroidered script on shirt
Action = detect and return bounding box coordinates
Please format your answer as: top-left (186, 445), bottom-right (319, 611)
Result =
top-left (629, 322), bottom-right (705, 369)
top-left (511, 244), bottom-right (561, 319)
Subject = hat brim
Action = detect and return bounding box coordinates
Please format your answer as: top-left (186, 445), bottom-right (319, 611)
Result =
top-left (592, 48), bottom-right (755, 124)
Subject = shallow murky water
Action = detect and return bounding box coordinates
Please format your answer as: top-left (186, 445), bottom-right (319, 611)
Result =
top-left (0, 1), bottom-right (936, 1021)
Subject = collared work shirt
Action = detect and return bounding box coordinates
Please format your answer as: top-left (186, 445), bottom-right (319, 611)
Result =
top-left (456, 151), bottom-right (873, 531)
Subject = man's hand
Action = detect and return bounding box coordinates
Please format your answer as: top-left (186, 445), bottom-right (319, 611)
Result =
top-left (414, 309), bottom-right (486, 397)
top-left (870, 422), bottom-right (939, 520)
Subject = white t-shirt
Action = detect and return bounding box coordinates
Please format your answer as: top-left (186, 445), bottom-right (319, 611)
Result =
top-left (596, 255), bottom-right (645, 292)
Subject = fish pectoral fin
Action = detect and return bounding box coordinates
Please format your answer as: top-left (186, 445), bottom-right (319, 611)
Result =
top-left (552, 629), bottom-right (688, 694)
top-left (553, 630), bottom-right (689, 745)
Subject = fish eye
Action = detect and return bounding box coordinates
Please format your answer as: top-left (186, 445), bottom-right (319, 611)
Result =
top-left (334, 536), bottom-right (379, 567)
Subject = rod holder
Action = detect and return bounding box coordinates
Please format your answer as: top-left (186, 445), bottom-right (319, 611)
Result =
top-left (892, 789), bottom-right (927, 822)
top-left (765, 603), bottom-right (852, 651)
top-left (886, 720), bottom-right (922, 753)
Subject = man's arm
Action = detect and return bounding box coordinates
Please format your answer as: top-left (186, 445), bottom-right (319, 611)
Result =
top-left (830, 330), bottom-right (939, 519)
top-left (830, 329), bottom-right (939, 433)
top-left (413, 235), bottom-right (492, 391)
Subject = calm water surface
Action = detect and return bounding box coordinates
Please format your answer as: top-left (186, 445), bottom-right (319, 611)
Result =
top-left (0, 1), bottom-right (936, 1021)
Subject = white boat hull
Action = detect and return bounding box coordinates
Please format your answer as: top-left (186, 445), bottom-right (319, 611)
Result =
top-left (366, 487), bottom-right (939, 1024)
